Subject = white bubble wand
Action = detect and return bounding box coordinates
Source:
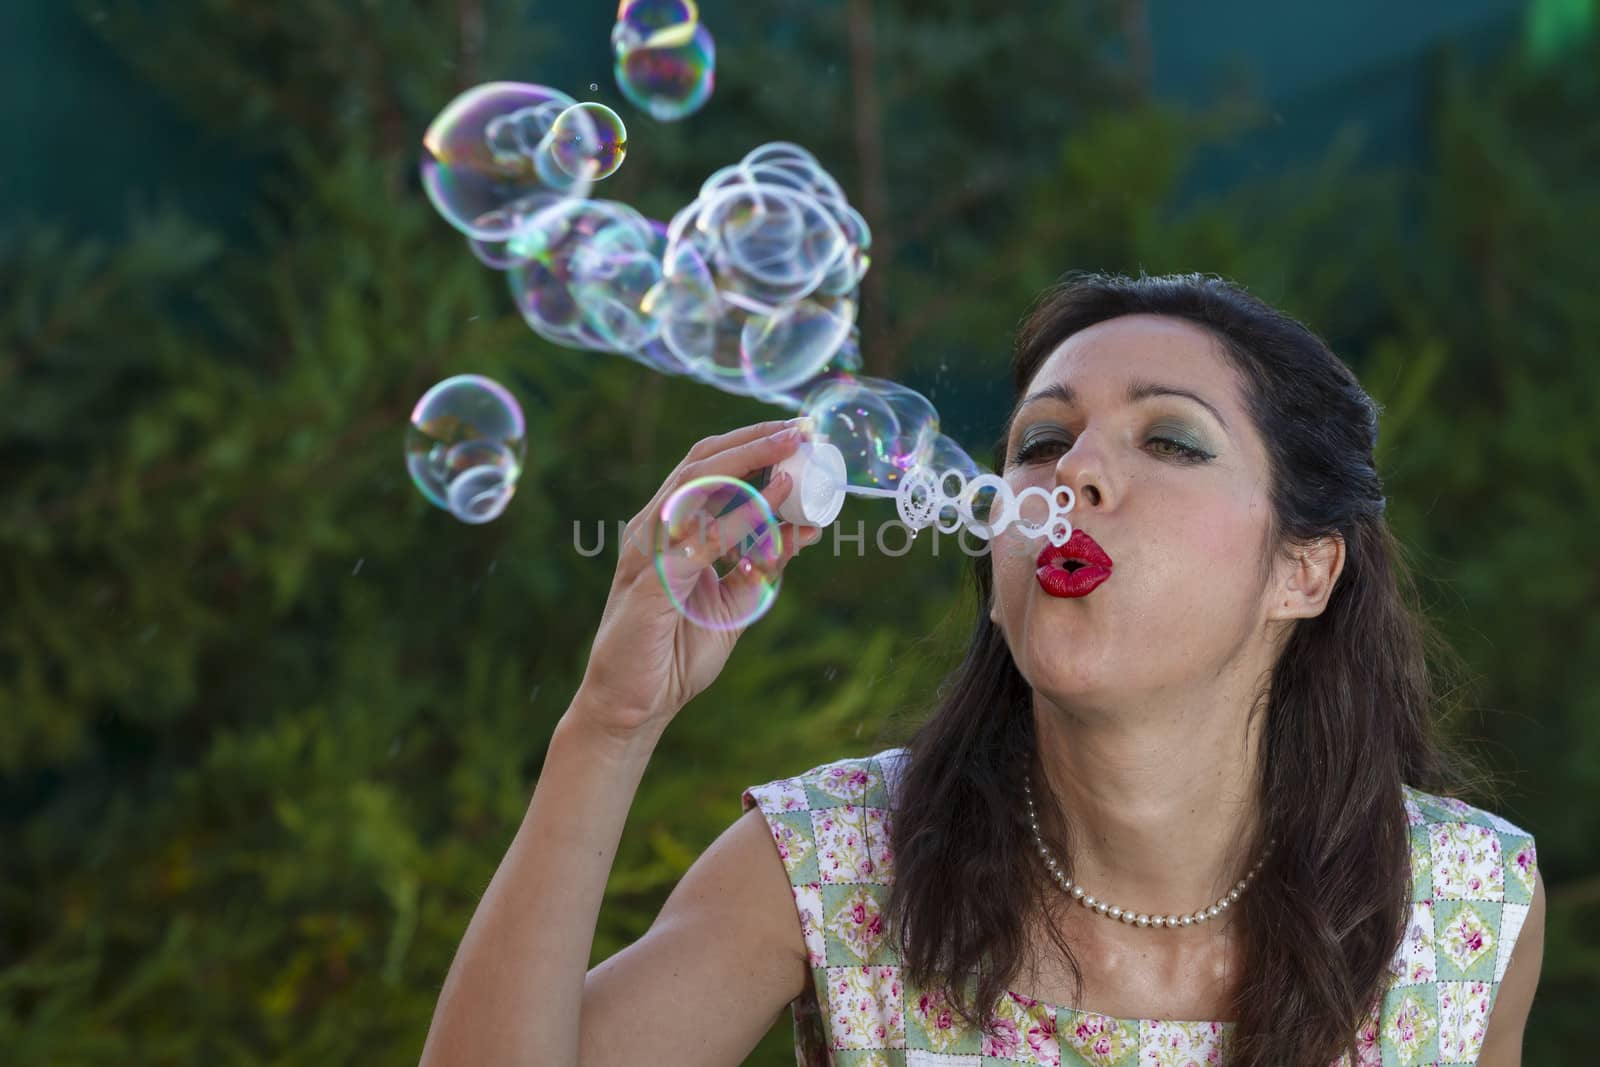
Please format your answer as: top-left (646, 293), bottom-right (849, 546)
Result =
top-left (764, 433), bottom-right (1076, 547)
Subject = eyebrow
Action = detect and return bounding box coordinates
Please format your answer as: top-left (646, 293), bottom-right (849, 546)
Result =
top-left (1009, 378), bottom-right (1231, 437)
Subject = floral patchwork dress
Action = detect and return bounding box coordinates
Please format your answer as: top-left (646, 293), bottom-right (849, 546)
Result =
top-left (742, 747), bottom-right (1539, 1067)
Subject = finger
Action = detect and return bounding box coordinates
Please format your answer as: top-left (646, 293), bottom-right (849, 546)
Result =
top-left (629, 419), bottom-right (809, 547)
top-left (758, 521), bottom-right (823, 573)
top-left (681, 423), bottom-right (810, 487)
top-left (684, 416), bottom-right (810, 465)
top-left (704, 473), bottom-right (790, 565)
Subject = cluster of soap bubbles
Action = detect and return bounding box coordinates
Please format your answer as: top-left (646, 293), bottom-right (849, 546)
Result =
top-left (646, 142), bottom-right (872, 402)
top-left (421, 83), bottom-right (615, 242)
top-left (405, 375), bottom-right (526, 525)
top-left (409, 16), bottom-right (1078, 627)
top-left (612, 0), bottom-right (716, 121)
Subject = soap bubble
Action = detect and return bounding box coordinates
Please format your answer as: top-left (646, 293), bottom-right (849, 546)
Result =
top-left (653, 475), bottom-right (784, 630)
top-left (800, 375), bottom-right (940, 492)
top-left (547, 102), bottom-right (627, 181)
top-left (740, 296), bottom-right (857, 393)
top-left (420, 82), bottom-right (594, 240)
top-left (613, 0), bottom-right (701, 51)
top-left (506, 198), bottom-right (671, 357)
top-left (614, 22), bottom-right (716, 122)
top-left (406, 375), bottom-right (526, 524)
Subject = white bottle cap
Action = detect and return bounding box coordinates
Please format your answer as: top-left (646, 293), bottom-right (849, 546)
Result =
top-left (770, 439), bottom-right (847, 528)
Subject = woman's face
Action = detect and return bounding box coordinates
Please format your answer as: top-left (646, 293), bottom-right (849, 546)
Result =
top-left (989, 313), bottom-right (1287, 717)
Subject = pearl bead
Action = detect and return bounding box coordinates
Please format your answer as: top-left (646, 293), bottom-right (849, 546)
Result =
top-left (1082, 895), bottom-right (1097, 908)
top-left (1228, 888), bottom-right (1240, 902)
top-left (1095, 902), bottom-right (1110, 915)
top-left (1071, 886), bottom-right (1086, 900)
top-left (1135, 914), bottom-right (1149, 927)
top-left (1107, 906), bottom-right (1122, 920)
top-left (1179, 915), bottom-right (1193, 927)
top-left (1164, 915), bottom-right (1178, 927)
top-left (1119, 911), bottom-right (1135, 924)
top-left (1207, 905), bottom-right (1221, 918)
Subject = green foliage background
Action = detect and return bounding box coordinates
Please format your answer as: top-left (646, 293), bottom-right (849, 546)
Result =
top-left (2, 1), bottom-right (1596, 1063)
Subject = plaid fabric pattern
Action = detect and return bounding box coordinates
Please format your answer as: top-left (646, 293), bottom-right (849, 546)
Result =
top-left (741, 748), bottom-right (1537, 1067)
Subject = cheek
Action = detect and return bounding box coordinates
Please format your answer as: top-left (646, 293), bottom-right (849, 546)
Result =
top-left (988, 529), bottom-right (1040, 610)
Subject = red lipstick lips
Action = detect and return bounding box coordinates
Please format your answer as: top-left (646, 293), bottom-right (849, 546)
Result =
top-left (1035, 530), bottom-right (1114, 598)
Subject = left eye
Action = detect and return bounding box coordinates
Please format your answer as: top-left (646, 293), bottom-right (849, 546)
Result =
top-left (1011, 438), bottom-right (1068, 464)
top-left (1010, 435), bottom-right (1207, 465)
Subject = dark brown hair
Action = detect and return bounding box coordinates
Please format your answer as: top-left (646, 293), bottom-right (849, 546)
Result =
top-left (882, 271), bottom-right (1479, 1066)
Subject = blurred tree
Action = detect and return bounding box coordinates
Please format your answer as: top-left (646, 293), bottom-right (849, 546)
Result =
top-left (0, 1), bottom-right (1593, 1065)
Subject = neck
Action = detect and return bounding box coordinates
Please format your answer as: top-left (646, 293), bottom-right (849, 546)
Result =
top-left (1029, 687), bottom-right (1267, 926)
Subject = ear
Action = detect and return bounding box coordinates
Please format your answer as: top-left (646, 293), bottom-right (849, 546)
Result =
top-left (1268, 533), bottom-right (1346, 621)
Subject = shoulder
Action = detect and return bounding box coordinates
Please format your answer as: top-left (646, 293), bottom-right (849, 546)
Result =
top-left (1371, 786), bottom-right (1542, 1062)
top-left (742, 746), bottom-right (910, 820)
top-left (740, 747), bottom-right (909, 888)
top-left (1401, 785), bottom-right (1539, 910)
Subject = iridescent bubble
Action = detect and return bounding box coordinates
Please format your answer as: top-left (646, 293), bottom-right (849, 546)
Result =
top-left (653, 475), bottom-right (783, 630)
top-left (420, 82), bottom-right (593, 240)
top-left (919, 431), bottom-right (984, 530)
top-left (740, 294), bottom-right (856, 393)
top-left (613, 0), bottom-right (700, 52)
top-left (464, 191), bottom-right (564, 269)
top-left (614, 22), bottom-right (715, 122)
top-left (800, 375), bottom-right (940, 492)
top-left (547, 102), bottom-right (627, 181)
top-left (507, 198), bottom-right (668, 356)
top-left (405, 375), bottom-right (526, 524)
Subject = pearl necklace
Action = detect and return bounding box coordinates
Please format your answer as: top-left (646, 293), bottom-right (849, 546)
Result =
top-left (1022, 772), bottom-right (1274, 930)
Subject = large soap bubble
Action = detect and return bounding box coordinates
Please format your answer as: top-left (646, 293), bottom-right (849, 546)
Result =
top-left (421, 82), bottom-right (601, 241)
top-left (799, 374), bottom-right (940, 493)
top-left (652, 475), bottom-right (784, 630)
top-left (506, 198), bottom-right (668, 357)
top-left (406, 375), bottom-right (526, 524)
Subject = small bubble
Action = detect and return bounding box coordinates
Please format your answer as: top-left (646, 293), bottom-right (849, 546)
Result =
top-left (590, 82), bottom-right (599, 92)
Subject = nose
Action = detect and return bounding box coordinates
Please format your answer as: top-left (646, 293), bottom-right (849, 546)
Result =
top-left (1053, 438), bottom-right (1105, 509)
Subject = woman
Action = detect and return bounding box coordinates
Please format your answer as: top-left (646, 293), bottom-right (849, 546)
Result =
top-left (417, 273), bottom-right (1545, 1067)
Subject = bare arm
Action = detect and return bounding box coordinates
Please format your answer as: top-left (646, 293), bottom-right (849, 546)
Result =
top-left (1477, 868), bottom-right (1546, 1067)
top-left (417, 700), bottom-right (810, 1067)
top-left (417, 699), bottom-right (663, 1067)
top-left (419, 419), bottom-right (821, 1067)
